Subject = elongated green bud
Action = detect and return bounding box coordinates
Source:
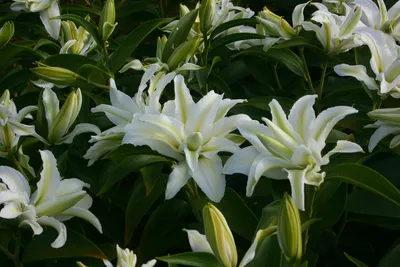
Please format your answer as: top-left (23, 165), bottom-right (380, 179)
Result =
top-left (48, 89), bottom-right (82, 144)
top-left (0, 21), bottom-right (14, 49)
top-left (167, 38), bottom-right (200, 70)
top-left (99, 0), bottom-right (117, 41)
top-left (199, 0), bottom-right (216, 34)
top-left (277, 193), bottom-right (303, 263)
top-left (203, 203), bottom-right (237, 267)
top-left (32, 65), bottom-right (81, 86)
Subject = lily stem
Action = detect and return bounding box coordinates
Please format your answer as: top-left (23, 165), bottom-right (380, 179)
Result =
top-left (319, 62), bottom-right (328, 99)
top-left (0, 244), bottom-right (18, 267)
top-left (273, 63), bottom-right (282, 90)
top-left (299, 47), bottom-right (315, 94)
top-left (14, 230), bottom-right (22, 267)
top-left (303, 186), bottom-right (317, 257)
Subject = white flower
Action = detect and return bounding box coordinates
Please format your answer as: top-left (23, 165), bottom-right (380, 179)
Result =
top-left (352, 0), bottom-right (400, 41)
top-left (365, 107), bottom-right (400, 152)
top-left (11, 0), bottom-right (61, 40)
top-left (77, 245), bottom-right (156, 267)
top-left (334, 27), bottom-right (400, 98)
top-left (0, 150), bottom-right (102, 248)
top-left (223, 95), bottom-right (363, 210)
top-left (322, 0), bottom-right (353, 15)
top-left (84, 75), bottom-right (173, 165)
top-left (42, 88), bottom-right (100, 145)
top-left (302, 3), bottom-right (364, 54)
top-left (0, 90), bottom-right (45, 157)
top-left (60, 18), bottom-right (96, 55)
top-left (123, 75), bottom-right (247, 202)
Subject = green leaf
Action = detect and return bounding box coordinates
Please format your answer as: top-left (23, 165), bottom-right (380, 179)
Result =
top-left (379, 244), bottom-right (400, 267)
top-left (346, 190), bottom-right (400, 218)
top-left (210, 18), bottom-right (258, 40)
top-left (325, 163), bottom-right (400, 207)
top-left (245, 235), bottom-right (284, 267)
top-left (22, 228), bottom-right (106, 263)
top-left (97, 154), bottom-right (171, 195)
top-left (256, 200), bottom-right (281, 231)
top-left (273, 36), bottom-right (311, 49)
top-left (138, 199), bottom-right (191, 263)
top-left (157, 252), bottom-right (223, 267)
top-left (209, 33), bottom-right (265, 51)
top-left (162, 9), bottom-right (199, 62)
top-left (124, 172), bottom-right (167, 245)
top-left (235, 47), bottom-right (305, 77)
top-left (110, 18), bottom-right (173, 72)
top-left (215, 187), bottom-right (258, 241)
top-left (344, 252), bottom-right (369, 267)
top-left (56, 14), bottom-right (102, 47)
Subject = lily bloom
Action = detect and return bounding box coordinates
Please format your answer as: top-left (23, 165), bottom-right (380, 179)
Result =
top-left (223, 95), bottom-right (363, 210)
top-left (0, 150), bottom-right (102, 248)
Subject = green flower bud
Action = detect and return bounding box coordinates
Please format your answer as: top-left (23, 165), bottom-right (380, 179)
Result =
top-left (48, 89), bottom-right (82, 144)
top-left (167, 38), bottom-right (200, 70)
top-left (203, 203), bottom-right (237, 267)
top-left (32, 65), bottom-right (80, 86)
top-left (277, 193), bottom-right (303, 263)
top-left (156, 35), bottom-right (168, 60)
top-left (0, 21), bottom-right (14, 49)
top-left (99, 0), bottom-right (117, 41)
top-left (199, 0), bottom-right (216, 34)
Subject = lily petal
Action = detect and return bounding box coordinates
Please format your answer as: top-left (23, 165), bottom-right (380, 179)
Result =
top-left (174, 75), bottom-right (194, 123)
top-left (288, 95), bottom-right (317, 143)
top-left (184, 229), bottom-right (213, 254)
top-left (39, 1), bottom-right (61, 40)
top-left (192, 156), bottom-right (225, 202)
top-left (165, 161), bottom-right (191, 200)
top-left (284, 168), bottom-right (308, 211)
top-left (334, 64), bottom-right (379, 90)
top-left (36, 216), bottom-right (67, 248)
top-left (223, 146), bottom-right (259, 176)
top-left (59, 206), bottom-right (102, 233)
top-left (0, 166), bottom-right (30, 194)
top-left (368, 124), bottom-right (400, 152)
top-left (322, 140), bottom-right (364, 164)
top-left (60, 123), bottom-right (101, 144)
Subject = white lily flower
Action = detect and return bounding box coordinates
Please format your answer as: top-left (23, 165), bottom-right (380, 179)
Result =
top-left (84, 75), bottom-right (172, 165)
top-left (60, 17), bottom-right (96, 55)
top-left (11, 0), bottom-right (61, 40)
top-left (42, 88), bottom-right (100, 145)
top-left (365, 107), bottom-right (400, 152)
top-left (352, 0), bottom-right (400, 41)
top-left (302, 3), bottom-right (364, 54)
top-left (0, 150), bottom-right (102, 248)
top-left (123, 75), bottom-right (247, 202)
top-left (334, 27), bottom-right (400, 97)
top-left (0, 90), bottom-right (45, 156)
top-left (223, 95), bottom-right (363, 210)
top-left (77, 245), bottom-right (156, 267)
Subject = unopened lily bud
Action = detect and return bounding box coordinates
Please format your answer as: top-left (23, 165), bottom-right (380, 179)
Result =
top-left (180, 4), bottom-right (190, 17)
top-left (203, 203), bottom-right (237, 267)
top-left (32, 65), bottom-right (80, 86)
top-left (156, 35), bottom-right (168, 60)
top-left (277, 193), bottom-right (302, 263)
top-left (257, 7), bottom-right (296, 38)
top-left (99, 0), bottom-right (117, 41)
top-left (199, 0), bottom-right (216, 34)
top-left (0, 21), bottom-right (14, 49)
top-left (167, 38), bottom-right (200, 70)
top-left (47, 89), bottom-right (82, 144)
top-left (368, 107), bottom-right (400, 123)
top-left (187, 132), bottom-right (203, 151)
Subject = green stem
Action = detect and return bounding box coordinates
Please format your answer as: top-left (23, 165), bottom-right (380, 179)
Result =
top-left (79, 77), bottom-right (109, 90)
top-left (273, 63), bottom-right (282, 91)
top-left (302, 186), bottom-right (317, 257)
top-left (319, 62), bottom-right (328, 99)
top-left (0, 243), bottom-right (19, 267)
top-left (299, 48), bottom-right (315, 94)
top-left (14, 230), bottom-right (21, 267)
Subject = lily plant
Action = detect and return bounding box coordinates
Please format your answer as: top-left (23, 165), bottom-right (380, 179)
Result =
top-left (365, 107), bottom-right (400, 152)
top-left (11, 0), bottom-right (61, 40)
top-left (0, 150), bottom-right (102, 248)
top-left (302, 3), bottom-right (364, 54)
top-left (334, 27), bottom-right (400, 98)
top-left (77, 245), bottom-right (156, 267)
top-left (223, 95), bottom-right (363, 210)
top-left (123, 75), bottom-right (247, 202)
top-left (42, 88), bottom-right (100, 145)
